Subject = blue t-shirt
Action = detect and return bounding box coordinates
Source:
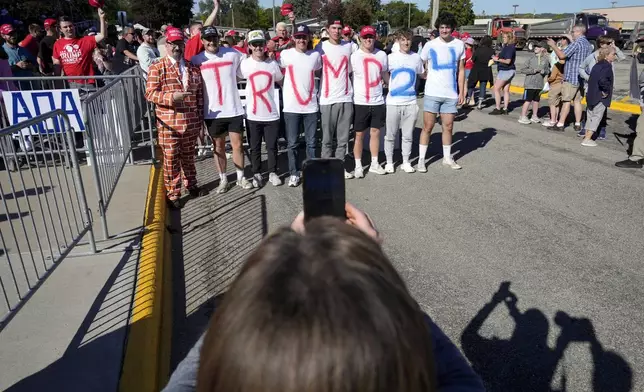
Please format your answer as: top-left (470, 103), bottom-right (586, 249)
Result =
top-left (3, 43), bottom-right (36, 77)
top-left (497, 44), bottom-right (516, 71)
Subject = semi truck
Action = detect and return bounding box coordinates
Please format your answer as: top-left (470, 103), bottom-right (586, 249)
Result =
top-left (524, 13), bottom-right (622, 52)
top-left (622, 21), bottom-right (644, 52)
top-left (459, 17), bottom-right (526, 49)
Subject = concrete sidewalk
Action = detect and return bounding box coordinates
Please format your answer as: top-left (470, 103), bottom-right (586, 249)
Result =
top-left (0, 163), bottom-right (150, 392)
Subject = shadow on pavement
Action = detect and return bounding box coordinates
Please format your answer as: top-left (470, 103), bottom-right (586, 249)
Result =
top-left (169, 181), bottom-right (267, 371)
top-left (4, 237), bottom-right (139, 392)
top-left (461, 281), bottom-right (633, 392)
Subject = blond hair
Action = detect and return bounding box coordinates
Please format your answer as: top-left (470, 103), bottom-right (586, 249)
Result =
top-left (597, 46), bottom-right (615, 61)
top-left (501, 31), bottom-right (516, 45)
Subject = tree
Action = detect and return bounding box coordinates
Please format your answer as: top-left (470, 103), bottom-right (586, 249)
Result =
top-left (130, 0), bottom-right (193, 27)
top-left (380, 1), bottom-right (428, 29)
top-left (342, 0), bottom-right (372, 29)
top-left (319, 0), bottom-right (343, 23)
top-left (438, 0), bottom-right (475, 28)
top-left (290, 0), bottom-right (312, 19)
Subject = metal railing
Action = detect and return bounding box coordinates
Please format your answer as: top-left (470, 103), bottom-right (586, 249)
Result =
top-left (0, 110), bottom-right (95, 327)
top-left (0, 68), bottom-right (156, 239)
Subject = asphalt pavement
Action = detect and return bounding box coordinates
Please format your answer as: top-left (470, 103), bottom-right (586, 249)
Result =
top-left (168, 99), bottom-right (643, 392)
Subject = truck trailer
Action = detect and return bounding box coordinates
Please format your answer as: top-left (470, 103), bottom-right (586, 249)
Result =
top-left (525, 13), bottom-right (622, 51)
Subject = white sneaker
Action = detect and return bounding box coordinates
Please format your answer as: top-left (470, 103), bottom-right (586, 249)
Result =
top-left (269, 172), bottom-right (282, 186)
top-left (401, 162), bottom-right (416, 173)
top-left (518, 116), bottom-right (531, 125)
top-left (237, 177), bottom-right (253, 189)
top-left (216, 179), bottom-right (229, 194)
top-left (417, 160), bottom-right (427, 173)
top-left (530, 117), bottom-right (541, 123)
top-left (542, 120), bottom-right (555, 127)
top-left (369, 164), bottom-right (387, 175)
top-left (288, 175), bottom-right (300, 187)
top-left (384, 163), bottom-right (395, 173)
top-left (442, 159), bottom-right (462, 170)
top-left (252, 174), bottom-right (263, 188)
top-left (354, 166), bottom-right (364, 178)
top-left (581, 139), bottom-right (598, 147)
top-left (344, 170), bottom-right (354, 179)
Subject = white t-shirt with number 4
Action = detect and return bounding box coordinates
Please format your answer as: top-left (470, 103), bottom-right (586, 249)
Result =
top-left (240, 57), bottom-right (284, 122)
top-left (351, 48), bottom-right (388, 106)
top-left (316, 40), bottom-right (358, 105)
top-left (279, 48), bottom-right (322, 114)
top-left (387, 51), bottom-right (424, 106)
top-left (419, 38), bottom-right (465, 100)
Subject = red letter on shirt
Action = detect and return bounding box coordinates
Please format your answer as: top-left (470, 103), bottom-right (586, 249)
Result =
top-left (200, 61), bottom-right (233, 105)
top-left (249, 71), bottom-right (273, 114)
top-left (287, 65), bottom-right (314, 106)
top-left (363, 58), bottom-right (382, 102)
top-left (322, 55), bottom-right (349, 98)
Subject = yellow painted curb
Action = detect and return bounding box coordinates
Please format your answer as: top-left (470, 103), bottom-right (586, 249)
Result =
top-left (119, 155), bottom-right (170, 392)
top-left (508, 85), bottom-right (642, 115)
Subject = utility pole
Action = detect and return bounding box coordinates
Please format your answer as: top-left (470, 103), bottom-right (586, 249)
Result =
top-left (232, 3), bottom-right (235, 28)
top-left (610, 1), bottom-right (617, 7)
top-left (408, 3), bottom-right (411, 28)
top-left (431, 0), bottom-right (440, 29)
top-left (512, 4), bottom-right (519, 15)
top-left (273, 0), bottom-right (276, 30)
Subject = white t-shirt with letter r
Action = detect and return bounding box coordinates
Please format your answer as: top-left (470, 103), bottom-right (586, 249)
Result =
top-left (240, 57), bottom-right (284, 122)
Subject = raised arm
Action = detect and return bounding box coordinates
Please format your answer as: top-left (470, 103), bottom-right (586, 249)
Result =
top-left (204, 0), bottom-right (220, 27)
top-left (95, 8), bottom-right (107, 43)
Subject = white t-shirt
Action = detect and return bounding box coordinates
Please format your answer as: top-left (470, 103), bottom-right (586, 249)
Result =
top-left (386, 51), bottom-right (424, 105)
top-left (419, 38), bottom-right (465, 100)
top-left (279, 48), bottom-right (322, 114)
top-left (191, 48), bottom-right (245, 119)
top-left (351, 48), bottom-right (388, 106)
top-left (316, 40), bottom-right (358, 105)
top-left (239, 57), bottom-right (284, 122)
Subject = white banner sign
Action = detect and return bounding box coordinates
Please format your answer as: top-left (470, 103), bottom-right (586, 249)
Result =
top-left (2, 89), bottom-right (85, 135)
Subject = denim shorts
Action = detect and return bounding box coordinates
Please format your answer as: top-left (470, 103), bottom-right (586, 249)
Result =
top-left (423, 96), bottom-right (458, 114)
top-left (497, 70), bottom-right (516, 82)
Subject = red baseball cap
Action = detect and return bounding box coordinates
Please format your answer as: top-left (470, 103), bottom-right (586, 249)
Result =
top-left (342, 26), bottom-right (351, 35)
top-left (451, 31), bottom-right (461, 39)
top-left (166, 28), bottom-right (184, 43)
top-left (281, 3), bottom-right (293, 16)
top-left (0, 24), bottom-right (14, 35)
top-left (359, 25), bottom-right (376, 38)
top-left (88, 0), bottom-right (104, 8)
top-left (461, 32), bottom-right (471, 39)
top-left (226, 29), bottom-right (236, 37)
top-left (44, 18), bottom-right (57, 29)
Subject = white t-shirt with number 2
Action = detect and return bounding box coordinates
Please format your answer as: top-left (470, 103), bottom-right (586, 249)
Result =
top-left (240, 57), bottom-right (284, 122)
top-left (351, 48), bottom-right (388, 106)
top-left (386, 51), bottom-right (424, 106)
top-left (279, 48), bottom-right (322, 114)
top-left (419, 38), bottom-right (465, 100)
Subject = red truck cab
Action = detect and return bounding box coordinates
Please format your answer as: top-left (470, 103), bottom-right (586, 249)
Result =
top-left (490, 18), bottom-right (527, 49)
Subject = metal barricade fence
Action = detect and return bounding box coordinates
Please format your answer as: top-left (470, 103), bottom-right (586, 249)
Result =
top-left (0, 110), bottom-right (95, 327)
top-left (0, 69), bottom-right (155, 239)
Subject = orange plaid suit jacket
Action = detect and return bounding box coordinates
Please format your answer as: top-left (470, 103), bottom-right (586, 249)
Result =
top-left (145, 56), bottom-right (204, 134)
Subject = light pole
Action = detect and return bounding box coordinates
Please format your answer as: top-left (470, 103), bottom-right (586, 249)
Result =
top-left (408, 2), bottom-right (411, 28)
top-left (431, 0), bottom-right (440, 29)
top-left (512, 4), bottom-right (519, 15)
top-left (273, 0), bottom-right (276, 30)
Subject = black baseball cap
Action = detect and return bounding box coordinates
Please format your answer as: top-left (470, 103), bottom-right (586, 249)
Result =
top-left (201, 25), bottom-right (219, 38)
top-left (293, 24), bottom-right (310, 37)
top-left (328, 16), bottom-right (343, 27)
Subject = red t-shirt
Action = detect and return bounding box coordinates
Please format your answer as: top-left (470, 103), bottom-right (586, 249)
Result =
top-left (464, 47), bottom-right (474, 70)
top-left (184, 34), bottom-right (204, 62)
top-left (19, 34), bottom-right (39, 58)
top-left (53, 36), bottom-right (98, 84)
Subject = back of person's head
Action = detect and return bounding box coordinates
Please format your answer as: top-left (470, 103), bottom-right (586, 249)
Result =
top-left (480, 35), bottom-right (493, 48)
top-left (197, 217), bottom-right (437, 392)
top-left (28, 23), bottom-right (42, 35)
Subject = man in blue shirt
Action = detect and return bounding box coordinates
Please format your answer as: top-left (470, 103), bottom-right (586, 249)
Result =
top-left (547, 25), bottom-right (592, 132)
top-left (1, 23), bottom-right (36, 89)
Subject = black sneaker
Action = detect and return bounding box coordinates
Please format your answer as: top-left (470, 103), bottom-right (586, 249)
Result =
top-left (502, 108), bottom-right (509, 115)
top-left (548, 124), bottom-right (565, 132)
top-left (189, 186), bottom-right (209, 198)
top-left (167, 198), bottom-right (182, 210)
top-left (489, 108), bottom-right (503, 115)
top-left (615, 159), bottom-right (644, 169)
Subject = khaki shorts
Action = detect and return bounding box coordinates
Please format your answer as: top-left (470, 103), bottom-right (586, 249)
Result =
top-left (548, 82), bottom-right (563, 106)
top-left (562, 82), bottom-right (582, 103)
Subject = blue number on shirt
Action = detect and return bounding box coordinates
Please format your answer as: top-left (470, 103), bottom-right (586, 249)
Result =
top-left (390, 68), bottom-right (416, 97)
top-left (429, 48), bottom-right (458, 93)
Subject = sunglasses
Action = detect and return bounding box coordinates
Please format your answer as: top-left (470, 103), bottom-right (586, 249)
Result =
top-left (250, 41), bottom-right (265, 48)
top-left (293, 35), bottom-right (309, 40)
top-left (202, 36), bottom-right (218, 42)
top-left (362, 35), bottom-right (375, 39)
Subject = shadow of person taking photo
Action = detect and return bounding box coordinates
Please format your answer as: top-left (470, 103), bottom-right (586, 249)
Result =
top-left (461, 282), bottom-right (632, 392)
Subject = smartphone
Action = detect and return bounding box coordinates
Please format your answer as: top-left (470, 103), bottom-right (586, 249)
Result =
top-left (302, 158), bottom-right (346, 221)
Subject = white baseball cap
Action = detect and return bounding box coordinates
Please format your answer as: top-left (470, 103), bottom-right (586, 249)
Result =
top-left (247, 30), bottom-right (266, 44)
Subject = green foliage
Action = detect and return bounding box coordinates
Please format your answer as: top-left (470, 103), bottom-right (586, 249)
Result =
top-left (290, 0), bottom-right (313, 19)
top-left (380, 1), bottom-right (430, 29)
top-left (438, 0), bottom-right (475, 28)
top-left (343, 0), bottom-right (373, 29)
top-left (130, 0), bottom-right (193, 27)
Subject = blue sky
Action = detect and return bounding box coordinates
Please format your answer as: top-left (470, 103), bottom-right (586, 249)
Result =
top-left (194, 0), bottom-right (642, 16)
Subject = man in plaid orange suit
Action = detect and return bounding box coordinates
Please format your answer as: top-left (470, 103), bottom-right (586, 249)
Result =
top-left (146, 28), bottom-right (208, 209)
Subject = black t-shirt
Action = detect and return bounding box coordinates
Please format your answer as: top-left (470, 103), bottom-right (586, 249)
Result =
top-left (411, 35), bottom-right (426, 54)
top-left (38, 35), bottom-right (56, 74)
top-left (112, 38), bottom-right (136, 74)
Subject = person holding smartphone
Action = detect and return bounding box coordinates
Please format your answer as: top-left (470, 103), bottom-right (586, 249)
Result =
top-left (240, 30), bottom-right (284, 188)
top-left (350, 25), bottom-right (389, 178)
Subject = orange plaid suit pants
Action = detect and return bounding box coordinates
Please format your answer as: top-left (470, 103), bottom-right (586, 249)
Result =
top-left (158, 127), bottom-right (199, 201)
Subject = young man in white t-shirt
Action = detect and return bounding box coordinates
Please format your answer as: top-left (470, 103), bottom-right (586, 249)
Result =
top-left (385, 29), bottom-right (425, 174)
top-left (280, 25), bottom-right (322, 187)
top-left (316, 17), bottom-right (358, 179)
top-left (418, 13), bottom-right (466, 171)
top-left (240, 30), bottom-right (284, 188)
top-left (350, 25), bottom-right (389, 178)
top-left (191, 25), bottom-right (253, 192)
